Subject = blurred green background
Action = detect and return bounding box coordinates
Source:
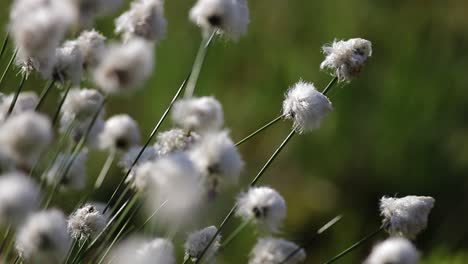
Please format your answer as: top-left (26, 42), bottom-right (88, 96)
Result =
top-left (2, 0), bottom-right (468, 263)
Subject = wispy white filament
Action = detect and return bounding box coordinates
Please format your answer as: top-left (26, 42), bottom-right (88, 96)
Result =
top-left (184, 226), bottom-right (221, 262)
top-left (76, 29), bottom-right (107, 70)
top-left (60, 88), bottom-right (104, 126)
top-left (99, 114), bottom-right (141, 151)
top-left (364, 237), bottom-right (420, 264)
top-left (282, 80), bottom-right (333, 133)
top-left (249, 237), bottom-right (305, 264)
top-left (68, 203), bottom-right (107, 242)
top-left (171, 96), bottom-right (224, 133)
top-left (154, 128), bottom-right (199, 156)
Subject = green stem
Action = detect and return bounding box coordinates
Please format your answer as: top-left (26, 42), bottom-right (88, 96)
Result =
top-left (52, 83), bottom-right (72, 126)
top-left (322, 226), bottom-right (384, 264)
top-left (0, 49), bottom-right (17, 91)
top-left (35, 80), bottom-right (55, 111)
top-left (0, 33), bottom-right (9, 60)
top-left (94, 149), bottom-right (116, 189)
top-left (5, 73), bottom-right (26, 118)
top-left (184, 30), bottom-right (217, 98)
top-left (220, 220), bottom-right (250, 249)
top-left (64, 239), bottom-right (78, 264)
top-left (103, 72), bottom-right (190, 213)
top-left (138, 199), bottom-right (168, 231)
top-left (322, 76), bottom-right (338, 96)
top-left (96, 216), bottom-right (132, 264)
top-left (235, 115), bottom-right (284, 146)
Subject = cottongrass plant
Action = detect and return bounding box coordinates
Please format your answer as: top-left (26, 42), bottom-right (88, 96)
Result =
top-left (0, 0), bottom-right (437, 263)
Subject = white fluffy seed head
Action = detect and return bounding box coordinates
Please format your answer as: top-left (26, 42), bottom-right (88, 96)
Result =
top-left (282, 80), bottom-right (333, 133)
top-left (364, 237), bottom-right (420, 264)
top-left (45, 151), bottom-right (87, 190)
top-left (120, 145), bottom-right (159, 188)
top-left (0, 172), bottom-right (41, 227)
top-left (60, 88), bottom-right (104, 125)
top-left (52, 40), bottom-right (84, 85)
top-left (76, 29), bottom-right (107, 70)
top-left (99, 114), bottom-right (141, 151)
top-left (154, 129), bottom-right (199, 156)
top-left (320, 38), bottom-right (372, 81)
top-left (0, 91), bottom-right (38, 121)
top-left (94, 38), bottom-right (155, 95)
top-left (188, 130), bottom-right (244, 197)
top-left (249, 237), bottom-right (305, 264)
top-left (16, 209), bottom-right (71, 264)
top-left (172, 96), bottom-right (224, 133)
top-left (236, 186), bottom-right (287, 233)
top-left (0, 112), bottom-right (53, 169)
top-left (115, 0), bottom-right (167, 42)
top-left (189, 0), bottom-right (249, 40)
top-left (184, 226), bottom-right (221, 262)
top-left (380, 195), bottom-right (435, 239)
top-left (67, 203), bottom-right (107, 242)
top-left (108, 236), bottom-right (175, 264)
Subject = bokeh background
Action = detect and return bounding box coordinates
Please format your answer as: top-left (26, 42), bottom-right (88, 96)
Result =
top-left (1, 0), bottom-right (468, 263)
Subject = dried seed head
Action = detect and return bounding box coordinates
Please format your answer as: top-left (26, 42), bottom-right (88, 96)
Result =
top-left (52, 40), bottom-right (84, 85)
top-left (282, 80), bottom-right (332, 133)
top-left (76, 29), bottom-right (107, 70)
top-left (171, 96), bottom-right (224, 133)
top-left (249, 237), bottom-right (305, 264)
top-left (184, 226), bottom-right (221, 262)
top-left (99, 114), bottom-right (141, 151)
top-left (68, 203), bottom-right (107, 242)
top-left (154, 128), bottom-right (199, 156)
top-left (364, 237), bottom-right (420, 264)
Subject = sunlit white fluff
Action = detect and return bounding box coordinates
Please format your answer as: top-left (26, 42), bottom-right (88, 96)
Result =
top-left (171, 96), bottom-right (224, 133)
top-left (52, 40), bottom-right (84, 85)
top-left (16, 209), bottom-right (71, 264)
top-left (99, 114), bottom-right (141, 151)
top-left (60, 88), bottom-right (104, 125)
top-left (0, 172), bottom-right (41, 227)
top-left (115, 0), bottom-right (167, 42)
top-left (282, 80), bottom-right (332, 133)
top-left (120, 145), bottom-right (159, 189)
top-left (380, 195), bottom-right (435, 239)
top-left (0, 91), bottom-right (38, 120)
top-left (154, 128), bottom-right (199, 156)
top-left (94, 38), bottom-right (155, 95)
top-left (188, 130), bottom-right (244, 197)
top-left (249, 237), bottom-right (305, 264)
top-left (236, 186), bottom-right (287, 233)
top-left (320, 38), bottom-right (372, 81)
top-left (364, 237), bottom-right (420, 264)
top-left (76, 29), bottom-right (107, 70)
top-left (184, 226), bottom-right (221, 262)
top-left (0, 112), bottom-right (53, 169)
top-left (108, 236), bottom-right (175, 264)
top-left (68, 203), bottom-right (108, 242)
top-left (189, 0), bottom-right (249, 39)
top-left (45, 151), bottom-right (88, 190)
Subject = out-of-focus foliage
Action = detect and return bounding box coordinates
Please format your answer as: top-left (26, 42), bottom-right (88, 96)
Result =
top-left (1, 0), bottom-right (468, 263)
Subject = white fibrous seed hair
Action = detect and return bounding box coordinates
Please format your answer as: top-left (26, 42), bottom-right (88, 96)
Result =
top-left (364, 237), bottom-right (420, 264)
top-left (99, 114), bottom-right (141, 151)
top-left (10, 0), bottom-right (77, 77)
top-left (171, 96), bottom-right (224, 133)
top-left (282, 80), bottom-right (333, 133)
top-left (67, 203), bottom-right (107, 242)
top-left (188, 130), bottom-right (244, 197)
top-left (143, 152), bottom-right (202, 222)
top-left (60, 88), bottom-right (104, 126)
top-left (0, 172), bottom-right (41, 227)
top-left (108, 236), bottom-right (175, 264)
top-left (15, 209), bottom-right (72, 264)
top-left (154, 128), bottom-right (199, 156)
top-left (76, 29), bottom-right (107, 70)
top-left (184, 226), bottom-right (221, 262)
top-left (45, 151), bottom-right (87, 190)
top-left (320, 38), bottom-right (372, 81)
top-left (0, 91), bottom-right (38, 120)
top-left (189, 0), bottom-right (250, 40)
top-left (94, 38), bottom-right (155, 95)
top-left (115, 0), bottom-right (167, 42)
top-left (249, 237), bottom-right (305, 264)
top-left (0, 112), bottom-right (53, 169)
top-left (52, 40), bottom-right (84, 85)
top-left (236, 186), bottom-right (287, 233)
top-left (380, 195), bottom-right (435, 239)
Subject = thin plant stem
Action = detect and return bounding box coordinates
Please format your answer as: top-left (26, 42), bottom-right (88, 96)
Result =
top-left (12, 255), bottom-right (20, 264)
top-left (220, 220), bottom-right (251, 249)
top-left (69, 238), bottom-right (88, 264)
top-left (184, 30), bottom-right (217, 98)
top-left (322, 76), bottom-right (338, 96)
top-left (0, 49), bottom-right (17, 91)
top-left (137, 199), bottom-right (169, 232)
top-left (64, 239), bottom-right (78, 264)
top-left (0, 225), bottom-right (11, 251)
top-left (104, 72), bottom-right (191, 213)
top-left (322, 226), bottom-right (384, 264)
top-left (5, 74), bottom-right (26, 118)
top-left (0, 33), bottom-right (9, 60)
top-left (96, 216), bottom-right (132, 264)
top-left (35, 80), bottom-right (55, 111)
top-left (94, 149), bottom-right (116, 189)
top-left (52, 83), bottom-right (72, 126)
top-left (235, 114), bottom-right (284, 146)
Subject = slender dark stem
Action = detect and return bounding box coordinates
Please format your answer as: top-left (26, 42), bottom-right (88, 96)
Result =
top-left (250, 129), bottom-right (296, 186)
top-left (322, 226), bottom-right (384, 264)
top-left (52, 83), bottom-right (72, 126)
top-left (103, 72), bottom-right (191, 213)
top-left (235, 115), bottom-right (284, 146)
top-left (0, 49), bottom-right (17, 91)
top-left (5, 74), bottom-right (26, 118)
top-left (220, 220), bottom-right (250, 249)
top-left (322, 76), bottom-right (338, 96)
top-left (0, 33), bottom-right (9, 60)
top-left (35, 80), bottom-right (55, 111)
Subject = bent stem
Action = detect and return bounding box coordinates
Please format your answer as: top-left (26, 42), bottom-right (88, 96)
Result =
top-left (52, 83), bottom-right (72, 126)
top-left (35, 80), bottom-right (55, 111)
top-left (0, 49), bottom-right (17, 91)
top-left (5, 74), bottom-right (26, 118)
top-left (94, 149), bottom-right (116, 189)
top-left (184, 30), bottom-right (217, 98)
top-left (235, 115), bottom-right (284, 146)
top-left (0, 33), bottom-right (9, 60)
top-left (322, 226), bottom-right (384, 264)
